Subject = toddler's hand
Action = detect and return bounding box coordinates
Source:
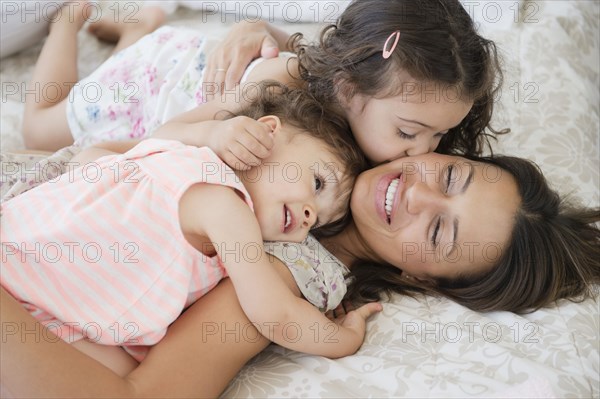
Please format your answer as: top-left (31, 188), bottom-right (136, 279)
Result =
top-left (208, 116), bottom-right (275, 170)
top-left (334, 302), bottom-right (383, 355)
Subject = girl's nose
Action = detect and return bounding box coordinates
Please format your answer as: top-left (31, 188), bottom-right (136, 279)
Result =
top-left (302, 204), bottom-right (317, 228)
top-left (405, 138), bottom-right (437, 157)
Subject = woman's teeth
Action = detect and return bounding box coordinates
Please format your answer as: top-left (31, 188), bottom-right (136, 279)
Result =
top-left (385, 179), bottom-right (400, 217)
top-left (284, 209), bottom-right (291, 229)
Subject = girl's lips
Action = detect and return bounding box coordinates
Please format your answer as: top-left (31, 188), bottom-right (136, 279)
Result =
top-left (375, 172), bottom-right (403, 225)
top-left (282, 205), bottom-right (296, 233)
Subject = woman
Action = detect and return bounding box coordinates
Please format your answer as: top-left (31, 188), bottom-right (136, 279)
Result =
top-left (2, 150), bottom-right (599, 397)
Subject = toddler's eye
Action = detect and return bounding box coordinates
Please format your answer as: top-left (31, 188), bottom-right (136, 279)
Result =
top-left (397, 129), bottom-right (416, 140)
top-left (314, 177), bottom-right (323, 191)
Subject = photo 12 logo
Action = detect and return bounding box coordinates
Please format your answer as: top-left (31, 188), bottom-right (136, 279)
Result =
top-left (400, 321), bottom-right (540, 344)
top-left (1, 1), bottom-right (141, 24)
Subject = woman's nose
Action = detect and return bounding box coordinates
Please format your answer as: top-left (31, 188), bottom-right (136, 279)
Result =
top-left (406, 182), bottom-right (444, 215)
top-left (302, 204), bottom-right (317, 228)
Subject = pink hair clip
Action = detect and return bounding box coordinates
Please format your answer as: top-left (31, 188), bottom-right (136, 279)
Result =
top-left (382, 30), bottom-right (401, 59)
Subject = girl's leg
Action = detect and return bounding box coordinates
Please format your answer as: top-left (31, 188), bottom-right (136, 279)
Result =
top-left (22, 1), bottom-right (91, 150)
top-left (88, 6), bottom-right (166, 54)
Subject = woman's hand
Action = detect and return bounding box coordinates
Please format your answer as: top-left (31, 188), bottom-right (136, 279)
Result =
top-left (203, 20), bottom-right (282, 101)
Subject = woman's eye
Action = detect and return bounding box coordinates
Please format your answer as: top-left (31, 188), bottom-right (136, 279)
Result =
top-left (432, 217), bottom-right (441, 246)
top-left (397, 129), bottom-right (415, 140)
top-left (445, 165), bottom-right (454, 193)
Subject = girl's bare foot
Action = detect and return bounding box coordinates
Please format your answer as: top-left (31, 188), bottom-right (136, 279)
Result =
top-left (87, 5), bottom-right (166, 44)
top-left (48, 0), bottom-right (93, 33)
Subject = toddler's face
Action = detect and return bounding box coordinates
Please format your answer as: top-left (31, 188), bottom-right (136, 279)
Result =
top-left (343, 83), bottom-right (473, 164)
top-left (241, 125), bottom-right (351, 243)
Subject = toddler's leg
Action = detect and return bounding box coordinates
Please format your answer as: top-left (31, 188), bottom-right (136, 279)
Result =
top-left (88, 6), bottom-right (166, 54)
top-left (22, 1), bottom-right (91, 151)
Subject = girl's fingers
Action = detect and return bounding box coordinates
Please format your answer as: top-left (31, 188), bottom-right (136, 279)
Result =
top-left (241, 125), bottom-right (274, 156)
top-left (222, 150), bottom-right (251, 171)
top-left (230, 141), bottom-right (262, 168)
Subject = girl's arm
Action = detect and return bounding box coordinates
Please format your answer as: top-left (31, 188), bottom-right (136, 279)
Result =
top-left (181, 183), bottom-right (382, 358)
top-left (1, 277), bottom-right (276, 398)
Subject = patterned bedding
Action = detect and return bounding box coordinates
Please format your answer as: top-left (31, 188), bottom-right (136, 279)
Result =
top-left (1, 1), bottom-right (598, 397)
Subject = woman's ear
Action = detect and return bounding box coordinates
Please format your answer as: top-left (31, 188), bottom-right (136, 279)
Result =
top-left (257, 115), bottom-right (281, 136)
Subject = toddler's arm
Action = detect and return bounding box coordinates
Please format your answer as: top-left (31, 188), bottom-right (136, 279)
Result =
top-left (180, 183), bottom-right (382, 358)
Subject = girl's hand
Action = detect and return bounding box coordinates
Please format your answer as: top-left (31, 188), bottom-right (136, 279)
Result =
top-left (207, 116), bottom-right (275, 170)
top-left (204, 20), bottom-right (280, 101)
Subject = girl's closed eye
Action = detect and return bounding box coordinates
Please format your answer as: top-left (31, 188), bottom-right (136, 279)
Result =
top-left (396, 129), bottom-right (416, 140)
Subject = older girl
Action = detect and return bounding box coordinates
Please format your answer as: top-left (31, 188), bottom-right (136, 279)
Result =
top-left (23, 0), bottom-right (503, 166)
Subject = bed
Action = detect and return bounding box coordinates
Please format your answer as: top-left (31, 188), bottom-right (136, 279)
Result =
top-left (1, 1), bottom-right (598, 397)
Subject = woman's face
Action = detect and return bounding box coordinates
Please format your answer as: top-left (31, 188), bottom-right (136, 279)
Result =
top-left (350, 153), bottom-right (521, 280)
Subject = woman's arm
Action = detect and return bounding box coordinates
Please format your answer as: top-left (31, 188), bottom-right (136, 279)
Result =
top-left (204, 20), bottom-right (291, 98)
top-left (1, 278), bottom-right (273, 398)
top-left (0, 285), bottom-right (137, 397)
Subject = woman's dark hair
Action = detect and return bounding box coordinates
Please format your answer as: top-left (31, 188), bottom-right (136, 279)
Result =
top-left (339, 155), bottom-right (600, 313)
top-left (291, 0), bottom-right (508, 157)
top-left (232, 81), bottom-right (369, 236)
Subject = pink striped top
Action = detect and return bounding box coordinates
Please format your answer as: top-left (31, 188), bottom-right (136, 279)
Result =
top-left (0, 139), bottom-right (253, 361)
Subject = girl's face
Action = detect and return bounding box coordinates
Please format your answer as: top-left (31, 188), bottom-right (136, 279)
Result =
top-left (343, 83), bottom-right (473, 164)
top-left (350, 153), bottom-right (520, 280)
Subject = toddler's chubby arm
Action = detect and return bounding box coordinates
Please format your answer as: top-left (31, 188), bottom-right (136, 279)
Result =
top-left (180, 182), bottom-right (382, 358)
